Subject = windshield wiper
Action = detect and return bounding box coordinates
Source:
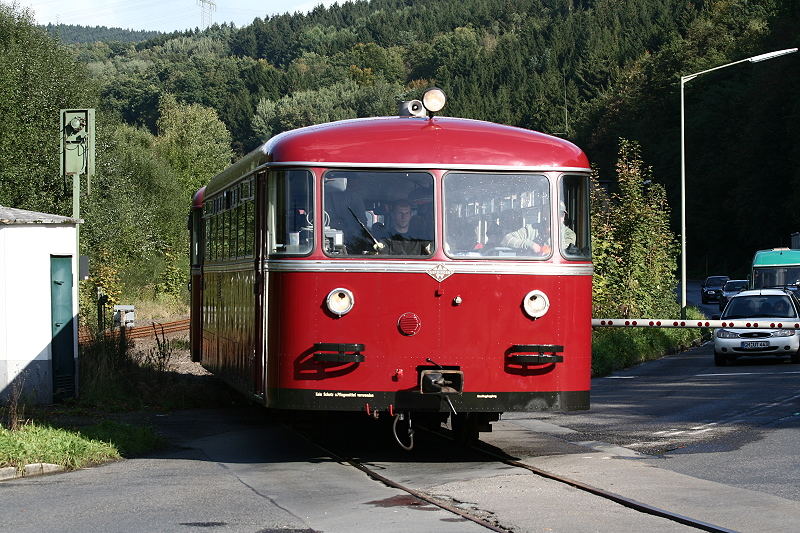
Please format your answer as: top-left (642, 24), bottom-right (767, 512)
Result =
top-left (348, 207), bottom-right (385, 251)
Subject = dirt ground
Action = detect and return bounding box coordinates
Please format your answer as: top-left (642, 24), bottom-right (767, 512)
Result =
top-left (30, 327), bottom-right (241, 435)
top-left (128, 329), bottom-right (210, 377)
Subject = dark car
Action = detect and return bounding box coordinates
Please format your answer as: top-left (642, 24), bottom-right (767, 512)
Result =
top-left (718, 279), bottom-right (748, 311)
top-left (701, 275), bottom-right (729, 304)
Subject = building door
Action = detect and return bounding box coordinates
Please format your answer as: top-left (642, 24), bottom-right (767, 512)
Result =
top-left (51, 255), bottom-right (75, 400)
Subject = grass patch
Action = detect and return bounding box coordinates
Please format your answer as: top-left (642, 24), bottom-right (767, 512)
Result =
top-left (0, 420), bottom-right (164, 472)
top-left (0, 422), bottom-right (120, 471)
top-left (591, 306), bottom-right (709, 376)
top-left (0, 414), bottom-right (166, 470)
top-left (0, 326), bottom-right (233, 475)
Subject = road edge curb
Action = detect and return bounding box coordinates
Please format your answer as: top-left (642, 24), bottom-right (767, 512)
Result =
top-left (0, 463), bottom-right (64, 481)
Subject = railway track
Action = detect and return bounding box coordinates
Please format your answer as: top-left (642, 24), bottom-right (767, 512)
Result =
top-left (78, 318), bottom-right (189, 344)
top-left (292, 418), bottom-right (736, 532)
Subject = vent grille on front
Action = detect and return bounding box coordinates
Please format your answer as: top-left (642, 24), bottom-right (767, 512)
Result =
top-left (398, 312), bottom-right (421, 336)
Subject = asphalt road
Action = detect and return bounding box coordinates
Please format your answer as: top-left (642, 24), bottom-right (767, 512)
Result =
top-left (530, 279), bottom-right (800, 502)
top-left (2, 280), bottom-right (796, 531)
top-left (527, 341), bottom-right (800, 500)
top-left (0, 408), bottom-right (490, 533)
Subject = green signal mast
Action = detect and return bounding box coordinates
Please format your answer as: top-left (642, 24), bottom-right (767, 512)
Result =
top-left (60, 109), bottom-right (95, 221)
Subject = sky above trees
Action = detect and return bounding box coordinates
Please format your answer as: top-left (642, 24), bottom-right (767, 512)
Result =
top-left (9, 0), bottom-right (338, 32)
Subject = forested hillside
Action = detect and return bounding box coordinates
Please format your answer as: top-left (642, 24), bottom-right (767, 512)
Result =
top-left (2, 0), bottom-right (798, 317)
top-left (44, 23), bottom-right (162, 43)
top-left (77, 0), bottom-right (800, 277)
top-left (85, 0), bottom-right (700, 152)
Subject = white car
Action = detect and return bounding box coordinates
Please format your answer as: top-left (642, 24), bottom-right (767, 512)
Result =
top-left (713, 289), bottom-right (800, 366)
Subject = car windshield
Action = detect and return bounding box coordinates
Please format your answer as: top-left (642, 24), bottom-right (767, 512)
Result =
top-left (706, 276), bottom-right (728, 286)
top-left (724, 280), bottom-right (747, 291)
top-left (722, 295), bottom-right (797, 319)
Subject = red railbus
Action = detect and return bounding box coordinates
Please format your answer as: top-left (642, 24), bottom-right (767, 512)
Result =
top-left (189, 92), bottom-right (592, 443)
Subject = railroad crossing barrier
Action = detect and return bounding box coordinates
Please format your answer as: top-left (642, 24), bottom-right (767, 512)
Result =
top-left (592, 318), bottom-right (800, 329)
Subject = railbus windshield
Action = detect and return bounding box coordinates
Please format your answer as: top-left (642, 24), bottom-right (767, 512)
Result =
top-left (443, 172), bottom-right (590, 259)
top-left (321, 170), bottom-right (434, 257)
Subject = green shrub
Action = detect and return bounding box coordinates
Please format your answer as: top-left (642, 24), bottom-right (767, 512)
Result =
top-left (592, 307), bottom-right (708, 376)
top-left (590, 140), bottom-right (707, 375)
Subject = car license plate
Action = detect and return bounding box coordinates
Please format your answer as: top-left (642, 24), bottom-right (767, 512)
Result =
top-left (741, 341), bottom-right (769, 349)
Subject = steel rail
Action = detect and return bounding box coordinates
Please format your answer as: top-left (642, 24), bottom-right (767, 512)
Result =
top-left (456, 433), bottom-right (737, 533)
top-left (78, 318), bottom-right (189, 344)
top-left (290, 424), bottom-right (509, 532)
top-left (293, 418), bottom-right (735, 532)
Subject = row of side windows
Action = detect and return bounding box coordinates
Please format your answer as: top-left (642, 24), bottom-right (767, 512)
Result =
top-left (204, 177), bottom-right (256, 262)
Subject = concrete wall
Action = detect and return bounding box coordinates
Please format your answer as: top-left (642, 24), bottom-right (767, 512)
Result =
top-left (0, 224), bottom-right (78, 404)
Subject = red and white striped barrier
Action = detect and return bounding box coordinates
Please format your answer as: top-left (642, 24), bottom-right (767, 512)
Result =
top-left (592, 318), bottom-right (800, 329)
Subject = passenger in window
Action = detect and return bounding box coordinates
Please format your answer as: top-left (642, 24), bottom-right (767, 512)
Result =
top-left (376, 199), bottom-right (431, 255)
top-left (482, 219), bottom-right (505, 251)
top-left (500, 211), bottom-right (551, 256)
top-left (560, 202), bottom-right (577, 248)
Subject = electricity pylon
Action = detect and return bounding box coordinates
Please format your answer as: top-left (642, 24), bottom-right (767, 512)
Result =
top-left (197, 0), bottom-right (216, 28)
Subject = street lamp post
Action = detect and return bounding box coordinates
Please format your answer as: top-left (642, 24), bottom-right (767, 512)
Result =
top-left (679, 48), bottom-right (797, 315)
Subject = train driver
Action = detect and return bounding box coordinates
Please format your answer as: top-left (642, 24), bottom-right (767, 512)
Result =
top-left (375, 199), bottom-right (432, 255)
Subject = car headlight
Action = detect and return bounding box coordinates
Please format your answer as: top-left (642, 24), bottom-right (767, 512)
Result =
top-left (772, 329), bottom-right (796, 337)
top-left (716, 329), bottom-right (739, 339)
top-left (326, 288), bottom-right (355, 317)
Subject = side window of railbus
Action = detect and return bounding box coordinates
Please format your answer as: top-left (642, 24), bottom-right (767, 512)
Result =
top-left (322, 170), bottom-right (434, 257)
top-left (268, 169), bottom-right (314, 255)
top-left (443, 172), bottom-right (551, 259)
top-left (203, 180), bottom-right (257, 263)
top-left (559, 174), bottom-right (591, 259)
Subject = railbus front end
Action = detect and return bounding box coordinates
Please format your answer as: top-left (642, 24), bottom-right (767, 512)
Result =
top-left (190, 96), bottom-right (592, 444)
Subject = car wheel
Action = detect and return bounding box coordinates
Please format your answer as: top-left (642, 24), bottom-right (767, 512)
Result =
top-left (714, 352), bottom-right (728, 366)
top-left (792, 351), bottom-right (800, 364)
top-left (702, 297), bottom-right (708, 304)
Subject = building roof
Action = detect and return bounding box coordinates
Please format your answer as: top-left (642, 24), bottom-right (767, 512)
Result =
top-left (0, 205), bottom-right (81, 225)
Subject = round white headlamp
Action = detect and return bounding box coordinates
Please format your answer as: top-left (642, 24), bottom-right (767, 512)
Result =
top-left (522, 290), bottom-right (550, 319)
top-left (326, 288), bottom-right (355, 317)
top-left (422, 88), bottom-right (447, 113)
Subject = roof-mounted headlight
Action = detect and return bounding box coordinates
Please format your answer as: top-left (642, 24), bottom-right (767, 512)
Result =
top-left (326, 288), bottom-right (355, 317)
top-left (422, 88), bottom-right (446, 114)
top-left (398, 88), bottom-right (447, 119)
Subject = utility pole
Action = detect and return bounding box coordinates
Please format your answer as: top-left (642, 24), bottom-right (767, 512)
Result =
top-left (197, 0), bottom-right (216, 28)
